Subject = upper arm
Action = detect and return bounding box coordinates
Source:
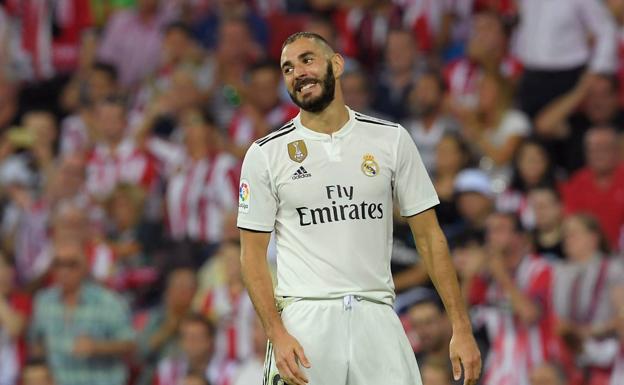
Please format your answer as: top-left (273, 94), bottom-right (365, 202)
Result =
top-left (393, 126), bottom-right (439, 217)
top-left (405, 208), bottom-right (443, 242)
top-left (237, 143), bottom-right (277, 232)
top-left (240, 229), bottom-right (272, 263)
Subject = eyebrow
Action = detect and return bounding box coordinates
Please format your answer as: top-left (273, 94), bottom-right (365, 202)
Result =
top-left (281, 51), bottom-right (316, 69)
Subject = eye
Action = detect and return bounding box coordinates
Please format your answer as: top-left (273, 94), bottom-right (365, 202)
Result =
top-left (303, 57), bottom-right (313, 64)
top-left (283, 67), bottom-right (293, 75)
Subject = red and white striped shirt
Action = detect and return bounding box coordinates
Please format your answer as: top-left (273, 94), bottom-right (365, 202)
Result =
top-left (199, 288), bottom-right (256, 362)
top-left (149, 139), bottom-right (239, 243)
top-left (470, 255), bottom-right (562, 385)
top-left (4, 0), bottom-right (93, 80)
top-left (444, 56), bottom-right (523, 108)
top-left (228, 104), bottom-right (298, 147)
top-left (60, 114), bottom-right (90, 156)
top-left (611, 346), bottom-right (624, 385)
top-left (86, 139), bottom-right (157, 199)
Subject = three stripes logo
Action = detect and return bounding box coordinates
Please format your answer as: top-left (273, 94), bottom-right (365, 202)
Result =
top-left (291, 166), bottom-right (312, 180)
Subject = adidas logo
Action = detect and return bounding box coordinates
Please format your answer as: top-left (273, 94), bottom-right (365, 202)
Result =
top-left (292, 166), bottom-right (312, 180)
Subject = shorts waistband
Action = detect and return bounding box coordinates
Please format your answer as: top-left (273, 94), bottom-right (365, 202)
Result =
top-left (276, 295), bottom-right (391, 312)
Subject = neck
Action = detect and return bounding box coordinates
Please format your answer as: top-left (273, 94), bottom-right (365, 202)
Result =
top-left (421, 112), bottom-right (439, 129)
top-left (593, 167), bottom-right (615, 184)
top-left (538, 225), bottom-right (561, 245)
top-left (300, 100), bottom-right (350, 135)
top-left (61, 286), bottom-right (81, 306)
top-left (189, 354), bottom-right (211, 372)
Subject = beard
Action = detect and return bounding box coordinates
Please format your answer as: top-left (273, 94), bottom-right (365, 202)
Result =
top-left (410, 100), bottom-right (440, 119)
top-left (288, 61), bottom-right (336, 113)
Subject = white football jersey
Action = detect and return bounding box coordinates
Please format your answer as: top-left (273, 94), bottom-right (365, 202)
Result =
top-left (237, 108), bottom-right (439, 304)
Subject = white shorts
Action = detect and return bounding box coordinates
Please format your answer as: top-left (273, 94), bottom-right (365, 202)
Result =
top-left (263, 295), bottom-right (423, 385)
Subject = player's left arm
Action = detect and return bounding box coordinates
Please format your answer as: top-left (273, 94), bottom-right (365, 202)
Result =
top-left (407, 209), bottom-right (482, 385)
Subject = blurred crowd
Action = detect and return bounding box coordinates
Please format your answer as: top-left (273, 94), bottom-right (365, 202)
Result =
top-left (0, 0), bottom-right (624, 385)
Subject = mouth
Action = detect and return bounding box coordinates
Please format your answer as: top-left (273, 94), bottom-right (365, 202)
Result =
top-left (296, 79), bottom-right (319, 93)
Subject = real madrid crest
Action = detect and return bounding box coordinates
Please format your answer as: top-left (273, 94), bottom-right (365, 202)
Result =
top-left (361, 153), bottom-right (379, 177)
top-left (287, 140), bottom-right (308, 163)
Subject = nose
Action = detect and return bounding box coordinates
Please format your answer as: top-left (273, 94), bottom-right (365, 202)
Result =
top-left (293, 63), bottom-right (307, 79)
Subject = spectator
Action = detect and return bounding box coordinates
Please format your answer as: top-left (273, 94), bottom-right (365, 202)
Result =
top-left (97, 0), bottom-right (178, 88)
top-left (59, 62), bottom-right (120, 156)
top-left (334, 1), bottom-right (405, 73)
top-left (29, 237), bottom-right (135, 385)
top-left (515, 0), bottom-right (618, 119)
top-left (406, 291), bottom-right (454, 380)
top-left (180, 372), bottom-right (210, 385)
top-left (341, 68), bottom-right (386, 119)
top-left (432, 134), bottom-right (472, 236)
top-left (195, 240), bottom-right (255, 363)
top-left (372, 28), bottom-right (424, 122)
top-left (2, 0), bottom-right (93, 81)
top-left (444, 10), bottom-right (522, 109)
top-left (535, 73), bottom-right (624, 173)
top-left (85, 97), bottom-right (157, 200)
top-left (453, 168), bottom-right (495, 235)
top-left (136, 267), bottom-right (197, 385)
top-left (562, 126), bottom-right (624, 250)
top-left (554, 214), bottom-right (624, 357)
top-left (469, 212), bottom-right (561, 385)
top-left (192, 0), bottom-right (269, 51)
top-left (497, 139), bottom-right (558, 229)
top-left (226, 60), bottom-right (298, 158)
top-left (0, 253), bottom-right (30, 385)
top-left (231, 316), bottom-right (267, 385)
top-left (608, 285), bottom-right (624, 385)
top-left (145, 107), bottom-right (239, 264)
top-left (154, 313), bottom-right (233, 385)
top-left (528, 187), bottom-right (565, 261)
top-left (404, 70), bottom-right (458, 173)
top-left (528, 362), bottom-right (568, 385)
top-left (21, 358), bottom-right (55, 385)
top-left (421, 357), bottom-right (455, 385)
top-left (454, 72), bottom-right (530, 186)
top-left (208, 18), bottom-right (264, 128)
top-left (0, 73), bottom-right (18, 132)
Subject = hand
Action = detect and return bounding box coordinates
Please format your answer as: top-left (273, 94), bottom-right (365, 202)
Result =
top-left (272, 330), bottom-right (311, 385)
top-left (449, 330), bottom-right (482, 385)
top-left (73, 336), bottom-right (97, 357)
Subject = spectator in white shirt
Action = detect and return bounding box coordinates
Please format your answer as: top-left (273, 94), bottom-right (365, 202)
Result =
top-left (514, 0), bottom-right (618, 118)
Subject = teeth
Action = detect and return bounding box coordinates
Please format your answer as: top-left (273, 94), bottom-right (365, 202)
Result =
top-left (300, 83), bottom-right (315, 92)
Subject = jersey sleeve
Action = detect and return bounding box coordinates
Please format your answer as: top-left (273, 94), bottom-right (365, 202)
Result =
top-left (236, 143), bottom-right (277, 232)
top-left (393, 125), bottom-right (439, 217)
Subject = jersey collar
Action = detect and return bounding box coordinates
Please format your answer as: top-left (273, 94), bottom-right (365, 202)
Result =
top-left (294, 107), bottom-right (355, 140)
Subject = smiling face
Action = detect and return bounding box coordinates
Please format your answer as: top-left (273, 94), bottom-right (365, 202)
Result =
top-left (281, 37), bottom-right (342, 113)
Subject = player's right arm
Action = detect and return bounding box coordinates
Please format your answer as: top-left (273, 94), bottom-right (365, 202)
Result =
top-left (237, 143), bottom-right (310, 385)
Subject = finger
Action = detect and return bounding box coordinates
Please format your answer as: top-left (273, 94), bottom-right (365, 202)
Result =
top-left (286, 352), bottom-right (308, 384)
top-left (295, 345), bottom-right (311, 368)
top-left (451, 355), bottom-right (462, 381)
top-left (276, 361), bottom-right (299, 385)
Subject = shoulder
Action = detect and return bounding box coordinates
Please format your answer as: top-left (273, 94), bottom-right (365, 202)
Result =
top-left (34, 287), bottom-right (58, 306)
top-left (87, 283), bottom-right (126, 308)
top-left (253, 119), bottom-right (298, 149)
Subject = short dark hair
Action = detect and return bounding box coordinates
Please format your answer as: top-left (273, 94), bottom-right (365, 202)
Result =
top-left (163, 21), bottom-right (193, 38)
top-left (451, 229), bottom-right (485, 250)
top-left (92, 61), bottom-right (118, 83)
top-left (282, 32), bottom-right (334, 53)
top-left (181, 313), bottom-right (216, 337)
top-left (492, 211), bottom-right (524, 234)
top-left (249, 59), bottom-right (280, 75)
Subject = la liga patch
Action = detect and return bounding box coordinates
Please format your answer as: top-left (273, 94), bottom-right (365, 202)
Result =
top-left (239, 179), bottom-right (250, 213)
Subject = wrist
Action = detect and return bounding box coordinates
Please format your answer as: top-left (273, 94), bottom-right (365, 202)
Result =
top-left (266, 323), bottom-right (288, 342)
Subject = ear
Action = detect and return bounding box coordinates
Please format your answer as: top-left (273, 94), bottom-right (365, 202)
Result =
top-left (331, 53), bottom-right (345, 78)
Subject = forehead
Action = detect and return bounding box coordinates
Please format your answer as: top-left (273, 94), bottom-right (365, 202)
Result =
top-left (281, 38), bottom-right (325, 65)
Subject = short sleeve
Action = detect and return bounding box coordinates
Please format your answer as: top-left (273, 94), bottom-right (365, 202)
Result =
top-left (393, 125), bottom-right (439, 216)
top-left (237, 143), bottom-right (278, 232)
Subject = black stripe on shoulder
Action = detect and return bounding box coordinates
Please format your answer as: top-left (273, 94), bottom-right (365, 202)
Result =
top-left (255, 122), bottom-right (294, 145)
top-left (354, 116), bottom-right (398, 127)
top-left (257, 126), bottom-right (297, 146)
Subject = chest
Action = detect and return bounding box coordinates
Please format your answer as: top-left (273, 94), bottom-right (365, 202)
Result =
top-left (272, 137), bottom-right (395, 209)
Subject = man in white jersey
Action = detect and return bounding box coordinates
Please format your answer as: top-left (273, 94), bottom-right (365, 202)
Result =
top-left (237, 32), bottom-right (481, 385)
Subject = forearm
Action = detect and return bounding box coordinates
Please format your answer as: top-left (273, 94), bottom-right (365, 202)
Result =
top-left (241, 252), bottom-right (285, 341)
top-left (492, 271), bottom-right (540, 323)
top-left (0, 300), bottom-right (24, 339)
top-left (415, 228), bottom-right (471, 332)
top-left (534, 89), bottom-right (584, 136)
